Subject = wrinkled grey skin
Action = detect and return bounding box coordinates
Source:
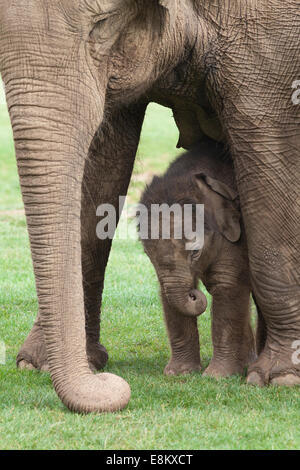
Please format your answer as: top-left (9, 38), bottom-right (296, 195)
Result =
top-left (0, 0), bottom-right (299, 413)
top-left (140, 141), bottom-right (256, 377)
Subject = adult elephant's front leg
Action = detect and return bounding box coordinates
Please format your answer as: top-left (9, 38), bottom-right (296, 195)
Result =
top-left (17, 103), bottom-right (147, 372)
top-left (229, 126), bottom-right (300, 386)
top-left (82, 103), bottom-right (146, 371)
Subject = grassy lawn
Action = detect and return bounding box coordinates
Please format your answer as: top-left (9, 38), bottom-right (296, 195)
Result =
top-left (0, 88), bottom-right (299, 450)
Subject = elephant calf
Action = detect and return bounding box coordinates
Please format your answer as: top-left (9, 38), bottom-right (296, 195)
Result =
top-left (139, 139), bottom-right (256, 377)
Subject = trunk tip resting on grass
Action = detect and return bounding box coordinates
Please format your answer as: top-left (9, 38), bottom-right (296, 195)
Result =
top-left (57, 374), bottom-right (131, 414)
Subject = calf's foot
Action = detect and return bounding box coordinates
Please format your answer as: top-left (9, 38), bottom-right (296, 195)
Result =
top-left (164, 359), bottom-right (202, 376)
top-left (203, 356), bottom-right (252, 379)
top-left (204, 361), bottom-right (244, 378)
top-left (204, 325), bottom-right (257, 379)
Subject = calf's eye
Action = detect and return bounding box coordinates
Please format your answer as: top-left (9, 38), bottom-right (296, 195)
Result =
top-left (191, 250), bottom-right (201, 261)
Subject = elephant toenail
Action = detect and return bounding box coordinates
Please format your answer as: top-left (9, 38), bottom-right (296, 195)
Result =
top-left (17, 360), bottom-right (35, 371)
top-left (246, 371), bottom-right (265, 387)
top-left (270, 374), bottom-right (300, 387)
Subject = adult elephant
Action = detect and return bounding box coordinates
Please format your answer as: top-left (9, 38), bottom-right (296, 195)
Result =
top-left (0, 0), bottom-right (299, 413)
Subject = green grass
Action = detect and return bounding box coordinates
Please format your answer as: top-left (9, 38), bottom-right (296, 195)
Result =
top-left (0, 94), bottom-right (299, 450)
top-left (128, 104), bottom-right (182, 203)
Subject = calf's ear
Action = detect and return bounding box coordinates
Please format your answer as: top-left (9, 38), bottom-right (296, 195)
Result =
top-left (195, 174), bottom-right (241, 243)
top-left (198, 173), bottom-right (238, 201)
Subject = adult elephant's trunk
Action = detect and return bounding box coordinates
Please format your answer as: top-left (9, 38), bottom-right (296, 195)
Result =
top-left (5, 63), bottom-right (131, 413)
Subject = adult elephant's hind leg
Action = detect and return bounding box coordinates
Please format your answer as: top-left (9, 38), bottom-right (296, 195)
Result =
top-left (230, 129), bottom-right (300, 387)
top-left (17, 102), bottom-right (147, 372)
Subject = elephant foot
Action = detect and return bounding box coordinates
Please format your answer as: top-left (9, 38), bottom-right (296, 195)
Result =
top-left (203, 359), bottom-right (246, 379)
top-left (17, 320), bottom-right (49, 372)
top-left (18, 341), bottom-right (108, 373)
top-left (17, 321), bottom-right (108, 372)
top-left (18, 359), bottom-right (49, 371)
top-left (87, 342), bottom-right (109, 372)
top-left (164, 360), bottom-right (202, 376)
top-left (203, 343), bottom-right (257, 379)
top-left (246, 342), bottom-right (300, 387)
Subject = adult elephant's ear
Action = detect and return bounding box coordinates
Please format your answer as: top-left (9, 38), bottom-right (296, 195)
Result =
top-left (158, 0), bottom-right (178, 26)
top-left (195, 174), bottom-right (241, 243)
